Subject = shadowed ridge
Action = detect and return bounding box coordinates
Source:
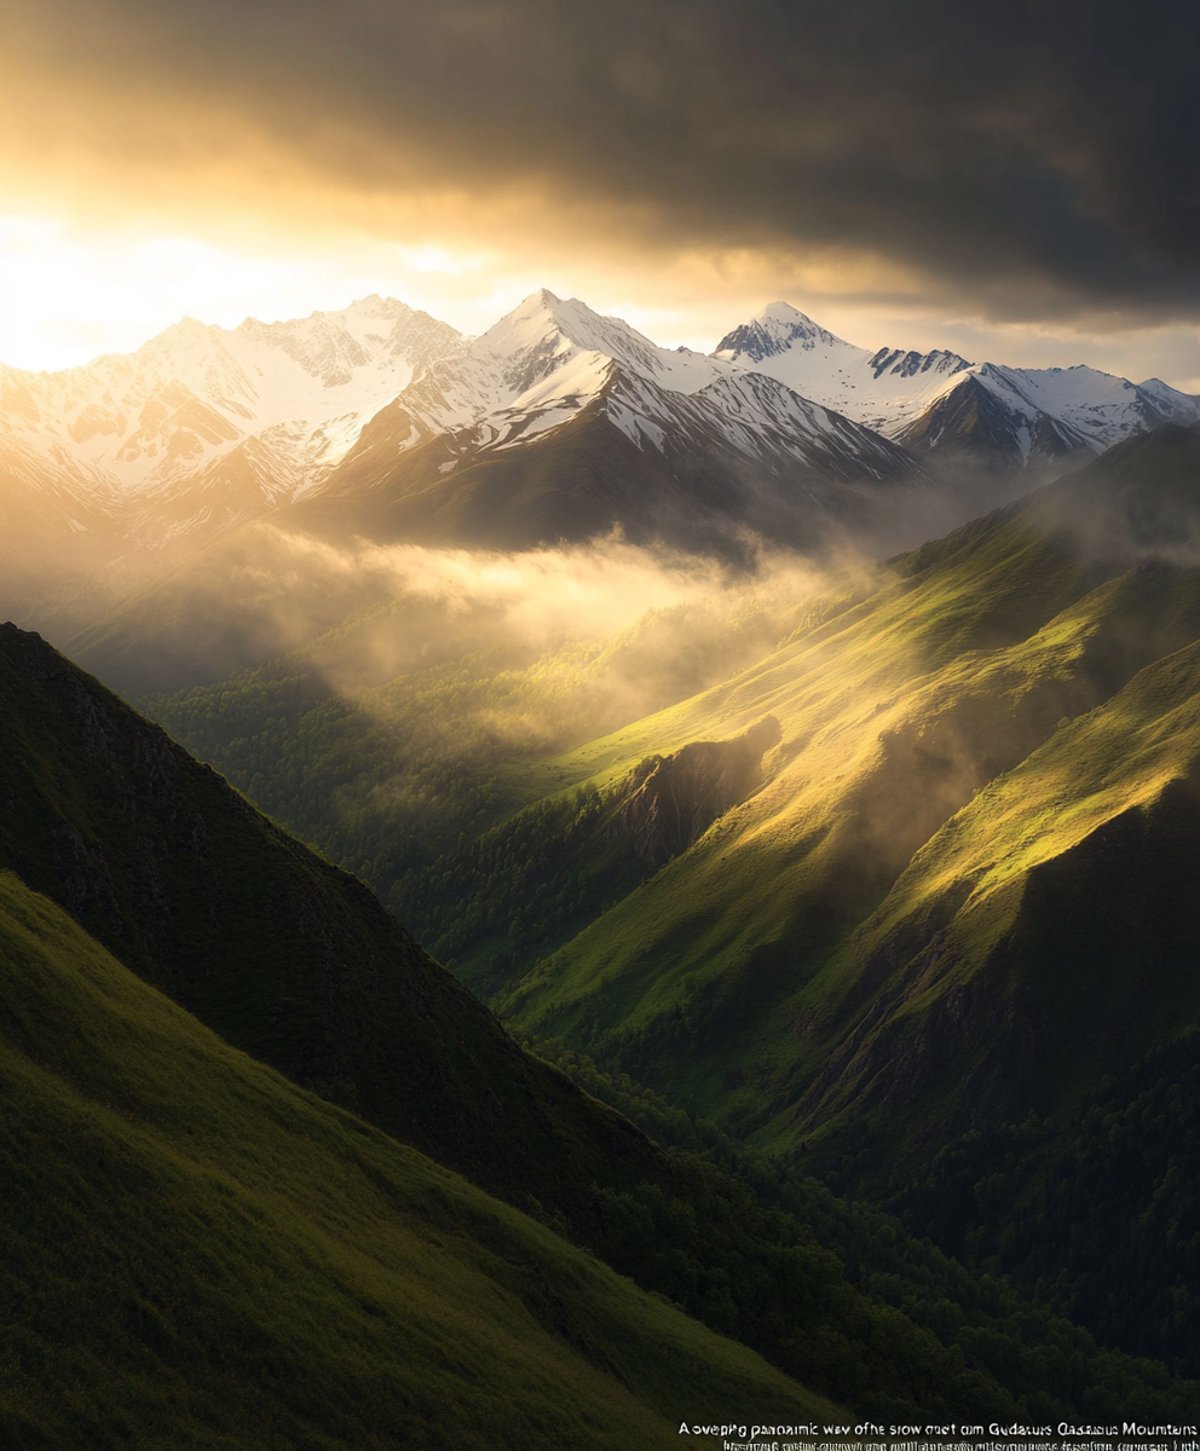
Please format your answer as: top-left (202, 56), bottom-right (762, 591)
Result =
top-left (0, 620), bottom-right (654, 1221)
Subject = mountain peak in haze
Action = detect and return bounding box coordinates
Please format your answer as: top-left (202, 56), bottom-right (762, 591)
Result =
top-left (754, 300), bottom-right (830, 335)
top-left (715, 302), bottom-right (847, 363)
top-left (138, 314), bottom-right (223, 359)
top-left (468, 289), bottom-right (725, 398)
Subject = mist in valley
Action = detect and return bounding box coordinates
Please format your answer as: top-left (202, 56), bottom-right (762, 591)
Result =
top-left (143, 528), bottom-right (873, 925)
top-left (13, 429), bottom-right (1192, 998)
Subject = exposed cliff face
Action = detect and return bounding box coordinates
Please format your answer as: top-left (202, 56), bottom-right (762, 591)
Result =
top-left (611, 716), bottom-right (782, 868)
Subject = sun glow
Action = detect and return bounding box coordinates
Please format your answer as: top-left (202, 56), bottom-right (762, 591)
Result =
top-left (0, 211), bottom-right (725, 373)
top-left (3, 207), bottom-right (1198, 390)
top-left (0, 216), bottom-right (509, 372)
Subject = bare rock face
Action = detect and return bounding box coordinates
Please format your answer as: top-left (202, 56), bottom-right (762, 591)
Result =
top-left (611, 715), bottom-right (782, 869)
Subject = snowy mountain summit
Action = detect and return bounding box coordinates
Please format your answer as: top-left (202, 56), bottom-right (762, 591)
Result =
top-left (714, 303), bottom-right (1199, 464)
top-left (716, 301), bottom-right (849, 362)
top-left (0, 298), bottom-right (461, 543)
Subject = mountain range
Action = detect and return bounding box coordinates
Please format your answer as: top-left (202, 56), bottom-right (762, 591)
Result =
top-left (5, 289), bottom-right (1196, 574)
top-left (8, 286), bottom-right (1198, 697)
top-left (715, 301), bottom-right (1200, 466)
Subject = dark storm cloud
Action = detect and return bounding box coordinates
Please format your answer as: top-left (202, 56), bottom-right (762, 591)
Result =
top-left (13, 0), bottom-right (1200, 323)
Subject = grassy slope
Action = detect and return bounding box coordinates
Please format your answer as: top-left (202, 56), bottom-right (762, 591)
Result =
top-left (471, 432), bottom-right (1200, 1148)
top-left (497, 531), bottom-right (1180, 1105)
top-left (0, 870), bottom-right (837, 1448)
top-left (792, 636), bottom-right (1200, 1146)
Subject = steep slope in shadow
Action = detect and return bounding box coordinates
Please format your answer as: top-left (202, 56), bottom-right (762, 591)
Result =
top-left (0, 621), bottom-right (655, 1221)
top-left (0, 869), bottom-right (840, 1448)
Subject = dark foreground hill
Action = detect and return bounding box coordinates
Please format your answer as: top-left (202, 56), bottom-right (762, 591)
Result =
top-left (0, 620), bottom-right (655, 1221)
top-left (0, 868), bottom-right (840, 1447)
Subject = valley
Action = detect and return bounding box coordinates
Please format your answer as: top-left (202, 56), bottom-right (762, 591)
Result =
top-left (140, 422), bottom-right (1200, 1380)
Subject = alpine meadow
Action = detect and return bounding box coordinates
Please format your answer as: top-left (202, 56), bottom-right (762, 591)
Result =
top-left (4, 2), bottom-right (1200, 1447)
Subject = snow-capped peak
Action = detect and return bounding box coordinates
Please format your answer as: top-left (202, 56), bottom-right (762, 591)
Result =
top-left (714, 302), bottom-right (849, 366)
top-left (477, 290), bottom-right (663, 370)
top-left (0, 295), bottom-right (463, 506)
top-left (1138, 376), bottom-right (1200, 410)
top-left (753, 300), bottom-right (836, 340)
top-left (473, 288), bottom-right (578, 354)
top-left (435, 289), bottom-right (733, 421)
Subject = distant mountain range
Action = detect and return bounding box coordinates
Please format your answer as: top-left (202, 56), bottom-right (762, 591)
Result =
top-left (5, 289), bottom-right (1196, 568)
top-left (298, 288), bottom-right (922, 555)
top-left (715, 301), bottom-right (1200, 466)
top-left (0, 295), bottom-right (458, 545)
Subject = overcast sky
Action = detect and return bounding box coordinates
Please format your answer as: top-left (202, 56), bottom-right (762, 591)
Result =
top-left (3, 0), bottom-right (1198, 383)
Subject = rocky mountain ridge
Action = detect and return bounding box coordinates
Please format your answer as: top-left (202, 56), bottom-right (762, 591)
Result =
top-left (715, 301), bottom-right (1200, 467)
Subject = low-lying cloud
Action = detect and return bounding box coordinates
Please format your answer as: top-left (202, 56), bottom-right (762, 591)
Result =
top-left (266, 530), bottom-right (851, 724)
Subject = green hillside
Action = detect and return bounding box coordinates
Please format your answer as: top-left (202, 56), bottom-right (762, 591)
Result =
top-left (5, 624), bottom-right (1195, 1420)
top-left (475, 428), bottom-right (1200, 1143)
top-left (794, 632), bottom-right (1200, 1147)
top-left (0, 869), bottom-right (839, 1448)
